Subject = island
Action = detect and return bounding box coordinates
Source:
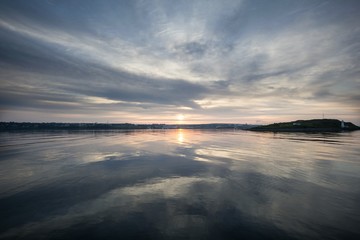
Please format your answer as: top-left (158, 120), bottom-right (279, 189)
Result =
top-left (249, 119), bottom-right (360, 132)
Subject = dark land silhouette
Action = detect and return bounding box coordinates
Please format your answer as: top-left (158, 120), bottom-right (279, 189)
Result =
top-left (249, 119), bottom-right (360, 132)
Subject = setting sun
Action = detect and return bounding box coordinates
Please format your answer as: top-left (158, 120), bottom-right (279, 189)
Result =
top-left (176, 114), bottom-right (185, 121)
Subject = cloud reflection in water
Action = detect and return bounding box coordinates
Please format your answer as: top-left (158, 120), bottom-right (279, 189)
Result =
top-left (0, 130), bottom-right (359, 239)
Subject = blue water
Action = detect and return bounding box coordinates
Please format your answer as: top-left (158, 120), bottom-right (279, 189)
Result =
top-left (0, 130), bottom-right (359, 239)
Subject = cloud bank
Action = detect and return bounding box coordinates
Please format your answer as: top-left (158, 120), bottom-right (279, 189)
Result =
top-left (0, 0), bottom-right (359, 124)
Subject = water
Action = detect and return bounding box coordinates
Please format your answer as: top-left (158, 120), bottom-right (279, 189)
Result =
top-left (0, 129), bottom-right (359, 240)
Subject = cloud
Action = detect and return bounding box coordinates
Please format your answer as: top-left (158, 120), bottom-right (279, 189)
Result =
top-left (0, 0), bottom-right (359, 123)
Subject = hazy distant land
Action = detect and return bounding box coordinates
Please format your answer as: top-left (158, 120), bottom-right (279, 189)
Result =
top-left (0, 122), bottom-right (258, 131)
top-left (1, 119), bottom-right (359, 132)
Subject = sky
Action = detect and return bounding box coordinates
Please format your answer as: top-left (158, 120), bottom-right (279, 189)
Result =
top-left (0, 0), bottom-right (359, 124)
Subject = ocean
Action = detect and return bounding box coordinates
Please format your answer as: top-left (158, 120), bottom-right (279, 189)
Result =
top-left (1, 129), bottom-right (359, 239)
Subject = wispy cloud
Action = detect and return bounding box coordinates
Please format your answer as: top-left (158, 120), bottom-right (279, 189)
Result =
top-left (0, 0), bottom-right (359, 123)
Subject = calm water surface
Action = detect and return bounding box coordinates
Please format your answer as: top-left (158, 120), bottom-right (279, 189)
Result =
top-left (0, 130), bottom-right (359, 239)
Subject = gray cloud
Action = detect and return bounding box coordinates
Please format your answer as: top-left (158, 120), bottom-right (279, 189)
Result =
top-left (0, 0), bottom-right (359, 123)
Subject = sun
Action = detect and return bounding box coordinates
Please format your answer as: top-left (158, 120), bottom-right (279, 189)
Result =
top-left (176, 114), bottom-right (185, 121)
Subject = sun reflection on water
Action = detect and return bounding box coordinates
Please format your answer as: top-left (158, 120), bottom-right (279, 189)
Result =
top-left (177, 129), bottom-right (184, 144)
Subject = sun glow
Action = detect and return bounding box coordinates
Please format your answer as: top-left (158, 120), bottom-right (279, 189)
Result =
top-left (176, 114), bottom-right (185, 122)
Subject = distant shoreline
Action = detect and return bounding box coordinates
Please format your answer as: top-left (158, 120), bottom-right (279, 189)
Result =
top-left (2, 119), bottom-right (359, 132)
top-left (0, 122), bottom-right (258, 131)
top-left (249, 128), bottom-right (358, 132)
top-left (248, 119), bottom-right (360, 132)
